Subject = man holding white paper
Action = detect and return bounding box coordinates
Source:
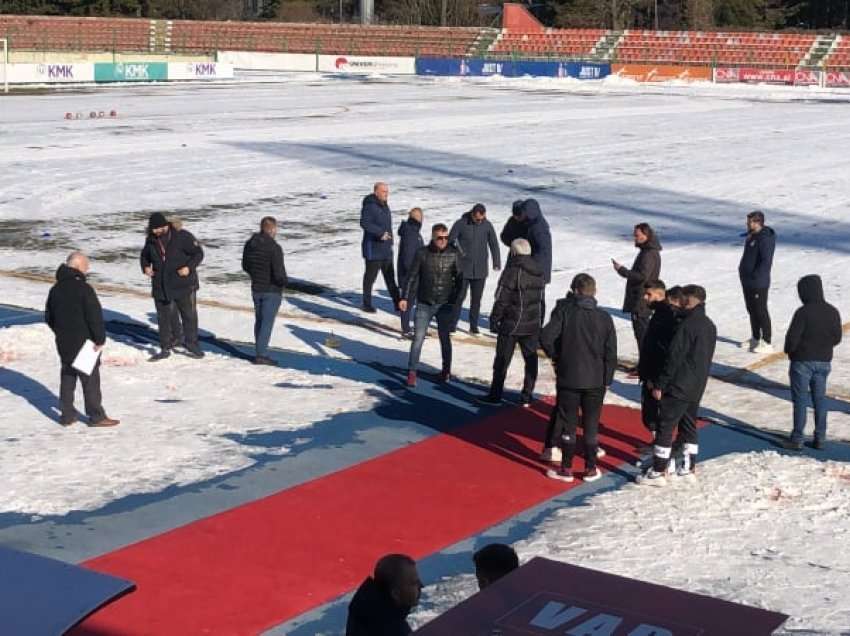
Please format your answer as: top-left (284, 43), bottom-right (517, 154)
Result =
top-left (45, 252), bottom-right (119, 428)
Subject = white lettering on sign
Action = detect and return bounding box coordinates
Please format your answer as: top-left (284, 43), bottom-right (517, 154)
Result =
top-left (124, 64), bottom-right (149, 80)
top-left (482, 63), bottom-right (503, 74)
top-left (530, 602), bottom-right (587, 628)
top-left (528, 602), bottom-right (676, 635)
top-left (566, 613), bottom-right (623, 635)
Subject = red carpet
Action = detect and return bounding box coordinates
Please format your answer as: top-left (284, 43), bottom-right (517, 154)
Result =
top-left (75, 403), bottom-right (647, 636)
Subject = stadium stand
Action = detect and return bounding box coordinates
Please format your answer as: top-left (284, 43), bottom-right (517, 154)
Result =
top-left (823, 34), bottom-right (850, 70)
top-left (0, 15), bottom-right (152, 52)
top-left (489, 28), bottom-right (606, 59)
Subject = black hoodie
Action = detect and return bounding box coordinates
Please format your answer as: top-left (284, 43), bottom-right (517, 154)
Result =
top-left (638, 301), bottom-right (683, 384)
top-left (45, 264), bottom-right (106, 364)
top-left (490, 254), bottom-right (545, 336)
top-left (346, 577), bottom-right (412, 636)
top-left (617, 235), bottom-right (662, 314)
top-left (784, 275), bottom-right (842, 362)
top-left (656, 303), bottom-right (717, 403)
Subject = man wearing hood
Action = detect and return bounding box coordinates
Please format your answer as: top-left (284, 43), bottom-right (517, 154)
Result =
top-left (783, 275), bottom-right (842, 450)
top-left (45, 252), bottom-right (119, 428)
top-left (360, 182), bottom-right (400, 314)
top-left (613, 222), bottom-right (662, 360)
top-left (479, 238), bottom-right (544, 406)
top-left (242, 216), bottom-right (288, 365)
top-left (140, 212), bottom-right (205, 361)
top-left (397, 207), bottom-right (424, 338)
top-left (540, 273), bottom-right (617, 483)
top-left (346, 554), bottom-right (422, 636)
top-left (739, 210), bottom-right (776, 354)
top-left (448, 203), bottom-right (501, 335)
top-left (502, 199), bottom-right (552, 322)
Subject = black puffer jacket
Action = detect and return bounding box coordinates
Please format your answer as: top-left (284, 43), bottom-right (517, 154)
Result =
top-left (346, 577), bottom-right (412, 636)
top-left (656, 303), bottom-right (717, 403)
top-left (784, 275), bottom-right (842, 362)
top-left (638, 302), bottom-right (683, 384)
top-left (403, 243), bottom-right (462, 307)
top-left (45, 265), bottom-right (106, 364)
top-left (490, 255), bottom-right (545, 336)
top-left (523, 199), bottom-right (553, 284)
top-left (397, 218), bottom-right (424, 283)
top-left (139, 225), bottom-right (204, 302)
top-left (617, 236), bottom-right (662, 314)
top-left (242, 232), bottom-right (287, 294)
top-left (739, 226), bottom-right (776, 289)
top-left (448, 212), bottom-right (501, 280)
top-left (541, 293), bottom-right (617, 389)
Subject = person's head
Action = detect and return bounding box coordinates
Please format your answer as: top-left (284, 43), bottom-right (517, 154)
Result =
top-left (511, 200), bottom-right (526, 222)
top-left (682, 284), bottom-right (707, 309)
top-left (643, 279), bottom-right (666, 304)
top-left (260, 216), bottom-right (277, 238)
top-left (471, 203), bottom-right (486, 224)
top-left (432, 223), bottom-right (449, 250)
top-left (374, 554), bottom-right (422, 611)
top-left (374, 182), bottom-right (389, 204)
top-left (570, 273), bottom-right (596, 297)
top-left (148, 212), bottom-right (170, 237)
top-left (510, 238), bottom-right (531, 257)
top-left (473, 544), bottom-right (519, 591)
top-left (409, 207), bottom-right (423, 224)
top-left (66, 251), bottom-right (90, 274)
top-left (633, 222), bottom-right (654, 246)
top-left (746, 210), bottom-right (765, 233)
top-left (666, 285), bottom-right (685, 308)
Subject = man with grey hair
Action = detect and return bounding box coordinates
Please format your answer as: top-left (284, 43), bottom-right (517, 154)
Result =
top-left (479, 238), bottom-right (544, 406)
top-left (45, 252), bottom-right (119, 427)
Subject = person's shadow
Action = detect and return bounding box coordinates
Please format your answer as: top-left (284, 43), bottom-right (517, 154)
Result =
top-left (0, 367), bottom-right (61, 424)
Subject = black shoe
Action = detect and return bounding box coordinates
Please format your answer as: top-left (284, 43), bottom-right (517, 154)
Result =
top-left (476, 394), bottom-right (502, 405)
top-left (59, 416), bottom-right (78, 427)
top-left (184, 346), bottom-right (205, 359)
top-left (401, 331), bottom-right (414, 341)
top-left (520, 394), bottom-right (533, 408)
top-left (361, 304), bottom-right (377, 314)
top-left (253, 356), bottom-right (277, 366)
top-left (782, 438), bottom-right (803, 451)
top-left (149, 349), bottom-right (171, 362)
top-left (808, 437), bottom-right (825, 451)
top-left (469, 328), bottom-right (480, 336)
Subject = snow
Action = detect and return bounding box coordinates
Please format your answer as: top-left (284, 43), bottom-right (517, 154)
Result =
top-left (1, 73), bottom-right (849, 631)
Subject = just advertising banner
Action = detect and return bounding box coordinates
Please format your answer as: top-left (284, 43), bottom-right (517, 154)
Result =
top-left (415, 57), bottom-right (609, 80)
top-left (94, 62), bottom-right (168, 83)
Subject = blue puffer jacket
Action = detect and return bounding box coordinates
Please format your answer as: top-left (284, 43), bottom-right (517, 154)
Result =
top-left (397, 218), bottom-right (424, 282)
top-left (523, 199), bottom-right (553, 284)
top-left (738, 226), bottom-right (776, 289)
top-left (360, 194), bottom-right (394, 261)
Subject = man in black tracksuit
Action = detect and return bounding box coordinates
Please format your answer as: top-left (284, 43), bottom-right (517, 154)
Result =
top-left (242, 216), bottom-right (288, 365)
top-left (140, 212), bottom-right (205, 360)
top-left (739, 210), bottom-right (776, 352)
top-left (613, 223), bottom-right (662, 355)
top-left (641, 285), bottom-right (716, 485)
top-left (397, 208), bottom-right (424, 337)
top-left (448, 203), bottom-right (501, 334)
top-left (480, 238), bottom-right (544, 406)
top-left (346, 554), bottom-right (422, 636)
top-left (540, 273), bottom-right (617, 483)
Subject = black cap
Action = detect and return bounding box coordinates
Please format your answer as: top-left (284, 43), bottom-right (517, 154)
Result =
top-left (148, 212), bottom-right (169, 230)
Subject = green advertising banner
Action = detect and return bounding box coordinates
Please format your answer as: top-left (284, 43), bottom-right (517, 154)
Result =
top-left (94, 62), bottom-right (168, 83)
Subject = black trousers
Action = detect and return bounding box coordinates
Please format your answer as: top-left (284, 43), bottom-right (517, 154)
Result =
top-left (743, 287), bottom-right (771, 343)
top-left (60, 360), bottom-right (106, 422)
top-left (451, 278), bottom-right (486, 331)
top-left (489, 333), bottom-right (539, 400)
top-left (552, 386), bottom-right (605, 471)
top-left (631, 312), bottom-right (651, 350)
top-left (640, 382), bottom-right (661, 434)
top-left (652, 396), bottom-right (699, 471)
top-left (363, 259), bottom-right (400, 309)
top-left (155, 292), bottom-right (199, 350)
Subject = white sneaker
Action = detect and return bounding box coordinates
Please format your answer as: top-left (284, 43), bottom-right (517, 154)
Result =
top-left (540, 447), bottom-right (562, 464)
top-left (596, 447), bottom-right (606, 459)
top-left (751, 340), bottom-right (774, 354)
top-left (545, 468), bottom-right (574, 482)
top-left (636, 468), bottom-right (668, 487)
top-left (584, 467), bottom-right (602, 482)
top-left (740, 338), bottom-right (757, 350)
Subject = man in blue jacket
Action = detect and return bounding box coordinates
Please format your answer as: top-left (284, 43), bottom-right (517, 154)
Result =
top-left (506, 199), bottom-right (552, 322)
top-left (360, 182), bottom-right (400, 314)
top-left (738, 210), bottom-right (776, 354)
top-left (397, 207), bottom-right (424, 338)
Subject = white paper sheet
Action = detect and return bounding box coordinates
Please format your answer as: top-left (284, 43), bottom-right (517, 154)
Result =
top-left (72, 339), bottom-right (102, 376)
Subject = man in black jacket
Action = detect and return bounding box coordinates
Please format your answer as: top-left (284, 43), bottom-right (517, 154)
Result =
top-left (783, 274), bottom-right (843, 450)
top-left (140, 212), bottom-right (205, 361)
top-left (360, 182), bottom-right (400, 314)
top-left (397, 207), bottom-right (424, 338)
top-left (639, 285), bottom-right (716, 486)
top-left (739, 210), bottom-right (776, 354)
top-left (500, 199), bottom-right (552, 322)
top-left (448, 203), bottom-right (501, 334)
top-left (242, 216), bottom-right (287, 365)
top-left (45, 252), bottom-right (119, 428)
top-left (479, 239), bottom-right (544, 406)
top-left (399, 223), bottom-right (463, 388)
top-left (613, 222), bottom-right (662, 360)
top-left (540, 273), bottom-right (617, 483)
top-left (346, 554), bottom-right (422, 636)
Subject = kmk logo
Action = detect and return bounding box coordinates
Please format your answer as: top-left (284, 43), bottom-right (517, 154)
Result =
top-left (193, 63), bottom-right (217, 76)
top-left (124, 64), bottom-right (149, 80)
top-left (40, 64), bottom-right (73, 79)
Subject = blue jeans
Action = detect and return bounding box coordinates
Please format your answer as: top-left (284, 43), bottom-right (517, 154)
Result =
top-left (408, 302), bottom-right (453, 373)
top-left (252, 292), bottom-right (282, 357)
top-left (790, 360), bottom-right (831, 442)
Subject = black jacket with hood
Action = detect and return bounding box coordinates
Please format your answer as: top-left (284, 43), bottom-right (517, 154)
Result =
top-left (448, 212), bottom-right (501, 280)
top-left (617, 235), bottom-right (662, 314)
top-left (522, 199), bottom-right (553, 284)
top-left (403, 243), bottom-right (463, 307)
top-left (45, 264), bottom-right (106, 365)
top-left (490, 255), bottom-right (545, 337)
top-left (540, 293), bottom-right (617, 389)
top-left (784, 275), bottom-right (842, 362)
top-left (242, 232), bottom-right (287, 294)
top-left (638, 302), bottom-right (683, 384)
top-left (397, 218), bottom-right (424, 283)
top-left (656, 303), bottom-right (717, 403)
top-left (738, 226), bottom-right (776, 289)
top-left (140, 224), bottom-right (204, 302)
top-left (346, 577), bottom-right (412, 636)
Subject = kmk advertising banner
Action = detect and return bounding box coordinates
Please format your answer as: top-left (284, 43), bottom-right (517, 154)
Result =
top-left (94, 62), bottom-right (168, 83)
top-left (415, 57), bottom-right (609, 79)
top-left (166, 62), bottom-right (234, 80)
top-left (5, 63), bottom-right (95, 84)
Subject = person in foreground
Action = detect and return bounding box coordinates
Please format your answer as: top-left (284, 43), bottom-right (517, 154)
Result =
top-left (473, 543), bottom-right (519, 590)
top-left (540, 273), bottom-right (617, 483)
top-left (45, 251), bottom-right (119, 428)
top-left (783, 274), bottom-right (842, 451)
top-left (346, 554), bottom-right (422, 636)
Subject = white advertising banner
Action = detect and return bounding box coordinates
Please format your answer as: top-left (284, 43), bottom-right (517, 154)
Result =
top-left (7, 63), bottom-right (95, 84)
top-left (317, 55), bottom-right (416, 75)
top-left (167, 62), bottom-right (234, 80)
top-left (217, 51), bottom-right (317, 72)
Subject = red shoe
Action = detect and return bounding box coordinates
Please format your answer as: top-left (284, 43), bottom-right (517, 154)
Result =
top-left (406, 371), bottom-right (417, 387)
top-left (439, 370), bottom-right (451, 383)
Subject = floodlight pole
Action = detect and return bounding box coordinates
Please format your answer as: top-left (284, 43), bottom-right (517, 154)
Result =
top-left (2, 39), bottom-right (8, 94)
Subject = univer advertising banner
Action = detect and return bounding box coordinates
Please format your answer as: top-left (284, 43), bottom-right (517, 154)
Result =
top-left (167, 62), bottom-right (234, 80)
top-left (826, 70), bottom-right (850, 87)
top-left (613, 64), bottom-right (712, 82)
top-left (94, 62), bottom-right (168, 82)
top-left (415, 558), bottom-right (789, 636)
top-left (318, 55), bottom-right (416, 75)
top-left (415, 58), bottom-right (609, 79)
top-left (6, 63), bottom-right (95, 84)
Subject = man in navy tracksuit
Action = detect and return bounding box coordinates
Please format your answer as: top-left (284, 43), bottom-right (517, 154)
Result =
top-left (397, 207), bottom-right (424, 337)
top-left (360, 182), bottom-right (400, 314)
top-left (739, 210), bottom-right (776, 353)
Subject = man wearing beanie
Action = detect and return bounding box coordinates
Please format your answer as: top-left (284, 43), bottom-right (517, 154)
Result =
top-left (140, 212), bottom-right (205, 361)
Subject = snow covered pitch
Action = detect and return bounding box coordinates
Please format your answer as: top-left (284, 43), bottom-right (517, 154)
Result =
top-left (1, 74), bottom-right (849, 634)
